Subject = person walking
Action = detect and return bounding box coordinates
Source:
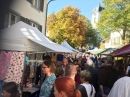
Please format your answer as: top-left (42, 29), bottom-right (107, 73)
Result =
top-left (97, 58), bottom-right (119, 97)
top-left (66, 63), bottom-right (88, 97)
top-left (108, 76), bottom-right (130, 97)
top-left (54, 77), bottom-right (81, 97)
top-left (80, 70), bottom-right (96, 97)
top-left (62, 58), bottom-right (68, 76)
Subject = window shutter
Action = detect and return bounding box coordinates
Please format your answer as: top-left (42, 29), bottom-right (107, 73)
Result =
top-left (38, 25), bottom-right (42, 32)
top-left (40, 0), bottom-right (44, 12)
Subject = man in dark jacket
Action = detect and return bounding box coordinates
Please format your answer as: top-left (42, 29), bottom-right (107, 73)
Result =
top-left (97, 58), bottom-right (119, 97)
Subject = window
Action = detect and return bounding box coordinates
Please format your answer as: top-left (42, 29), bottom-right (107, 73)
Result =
top-left (27, 0), bottom-right (44, 12)
top-left (30, 21), bottom-right (38, 28)
top-left (4, 13), bottom-right (18, 27)
top-left (20, 16), bottom-right (42, 32)
top-left (30, 21), bottom-right (42, 32)
top-left (32, 0), bottom-right (40, 9)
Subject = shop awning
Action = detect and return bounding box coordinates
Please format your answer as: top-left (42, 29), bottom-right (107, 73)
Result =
top-left (111, 44), bottom-right (130, 56)
top-left (98, 48), bottom-right (117, 55)
top-left (0, 21), bottom-right (73, 53)
top-left (61, 40), bottom-right (79, 52)
top-left (88, 49), bottom-right (104, 55)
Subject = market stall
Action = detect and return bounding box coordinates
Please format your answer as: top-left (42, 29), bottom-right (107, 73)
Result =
top-left (111, 44), bottom-right (130, 57)
top-left (0, 21), bottom-right (74, 97)
top-left (98, 48), bottom-right (117, 55)
top-left (110, 44), bottom-right (130, 76)
top-left (0, 21), bottom-right (74, 53)
top-left (61, 40), bottom-right (79, 52)
top-left (88, 48), bottom-right (104, 55)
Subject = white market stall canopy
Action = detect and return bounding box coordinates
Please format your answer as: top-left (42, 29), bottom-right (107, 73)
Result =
top-left (0, 21), bottom-right (73, 53)
top-left (61, 40), bottom-right (79, 52)
top-left (88, 48), bottom-right (104, 55)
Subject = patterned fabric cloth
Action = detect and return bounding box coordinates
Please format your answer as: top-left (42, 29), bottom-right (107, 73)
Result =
top-left (0, 51), bottom-right (13, 80)
top-left (108, 76), bottom-right (130, 97)
top-left (4, 52), bottom-right (24, 84)
top-left (40, 74), bottom-right (56, 97)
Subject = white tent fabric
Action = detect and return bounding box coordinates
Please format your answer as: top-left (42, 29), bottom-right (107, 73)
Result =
top-left (61, 40), bottom-right (79, 52)
top-left (0, 21), bottom-right (73, 52)
top-left (88, 47), bottom-right (99, 52)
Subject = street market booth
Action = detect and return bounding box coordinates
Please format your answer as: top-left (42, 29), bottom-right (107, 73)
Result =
top-left (88, 48), bottom-right (104, 55)
top-left (61, 40), bottom-right (79, 53)
top-left (111, 44), bottom-right (130, 76)
top-left (98, 48), bottom-right (117, 55)
top-left (61, 40), bottom-right (79, 59)
top-left (111, 44), bottom-right (130, 57)
top-left (0, 21), bottom-right (73, 97)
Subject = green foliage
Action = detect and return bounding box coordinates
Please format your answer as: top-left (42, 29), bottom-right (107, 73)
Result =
top-left (97, 0), bottom-right (130, 42)
top-left (47, 6), bottom-right (99, 47)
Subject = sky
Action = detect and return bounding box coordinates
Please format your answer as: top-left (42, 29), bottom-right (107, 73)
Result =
top-left (47, 0), bottom-right (103, 21)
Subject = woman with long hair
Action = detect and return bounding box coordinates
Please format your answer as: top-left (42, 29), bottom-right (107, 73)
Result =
top-left (54, 77), bottom-right (81, 97)
top-left (40, 60), bottom-right (56, 97)
top-left (2, 82), bottom-right (20, 97)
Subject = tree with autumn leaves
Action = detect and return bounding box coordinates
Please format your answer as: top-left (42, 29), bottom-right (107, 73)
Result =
top-left (97, 0), bottom-right (130, 45)
top-left (47, 6), bottom-right (100, 48)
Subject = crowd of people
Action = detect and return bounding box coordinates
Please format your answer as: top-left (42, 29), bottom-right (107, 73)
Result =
top-left (39, 53), bottom-right (130, 97)
top-left (1, 53), bottom-right (130, 97)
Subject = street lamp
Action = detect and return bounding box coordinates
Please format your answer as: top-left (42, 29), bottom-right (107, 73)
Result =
top-left (45, 0), bottom-right (55, 36)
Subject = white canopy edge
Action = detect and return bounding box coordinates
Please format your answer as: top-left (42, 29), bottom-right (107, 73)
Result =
top-left (0, 21), bottom-right (73, 53)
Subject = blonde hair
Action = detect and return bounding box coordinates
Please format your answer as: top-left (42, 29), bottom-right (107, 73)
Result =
top-left (80, 70), bottom-right (91, 82)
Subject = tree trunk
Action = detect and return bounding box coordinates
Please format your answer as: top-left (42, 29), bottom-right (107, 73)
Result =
top-left (122, 27), bottom-right (127, 45)
top-left (122, 29), bottom-right (126, 40)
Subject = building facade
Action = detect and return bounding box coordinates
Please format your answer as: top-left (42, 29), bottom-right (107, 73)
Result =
top-left (101, 31), bottom-right (123, 49)
top-left (110, 30), bottom-right (123, 48)
top-left (91, 3), bottom-right (104, 29)
top-left (3, 0), bottom-right (47, 34)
